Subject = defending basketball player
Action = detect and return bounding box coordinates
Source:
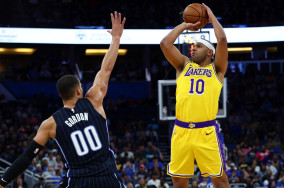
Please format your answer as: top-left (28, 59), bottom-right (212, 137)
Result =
top-left (0, 12), bottom-right (126, 188)
top-left (160, 3), bottom-right (229, 188)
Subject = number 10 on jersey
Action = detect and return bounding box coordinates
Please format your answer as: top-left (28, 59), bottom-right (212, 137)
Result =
top-left (189, 78), bottom-right (205, 95)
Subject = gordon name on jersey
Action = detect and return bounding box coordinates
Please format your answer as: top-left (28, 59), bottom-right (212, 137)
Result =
top-left (65, 112), bottom-right (89, 127)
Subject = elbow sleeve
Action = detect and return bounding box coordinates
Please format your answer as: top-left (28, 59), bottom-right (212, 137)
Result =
top-left (0, 140), bottom-right (43, 187)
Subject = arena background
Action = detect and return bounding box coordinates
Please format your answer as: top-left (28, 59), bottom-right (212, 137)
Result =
top-left (0, 0), bottom-right (283, 187)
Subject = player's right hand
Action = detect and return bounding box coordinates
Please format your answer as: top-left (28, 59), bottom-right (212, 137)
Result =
top-left (182, 21), bottom-right (201, 31)
top-left (107, 11), bottom-right (126, 39)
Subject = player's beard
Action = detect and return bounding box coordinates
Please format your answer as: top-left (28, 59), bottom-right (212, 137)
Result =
top-left (192, 53), bottom-right (206, 64)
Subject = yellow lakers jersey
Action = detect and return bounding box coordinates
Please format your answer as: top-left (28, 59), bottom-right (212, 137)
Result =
top-left (176, 61), bottom-right (223, 122)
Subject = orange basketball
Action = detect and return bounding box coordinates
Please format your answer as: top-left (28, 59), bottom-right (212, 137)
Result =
top-left (183, 3), bottom-right (209, 29)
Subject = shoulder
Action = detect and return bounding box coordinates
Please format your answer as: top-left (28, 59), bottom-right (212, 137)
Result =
top-left (40, 116), bottom-right (56, 137)
top-left (34, 116), bottom-right (56, 144)
top-left (42, 116), bottom-right (56, 127)
top-left (211, 62), bottom-right (225, 82)
top-left (176, 58), bottom-right (192, 77)
top-left (178, 57), bottom-right (191, 71)
top-left (85, 86), bottom-right (104, 106)
top-left (84, 95), bottom-right (101, 111)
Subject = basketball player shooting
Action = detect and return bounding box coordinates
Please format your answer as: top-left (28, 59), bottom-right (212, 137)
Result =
top-left (160, 3), bottom-right (229, 188)
top-left (0, 11), bottom-right (126, 188)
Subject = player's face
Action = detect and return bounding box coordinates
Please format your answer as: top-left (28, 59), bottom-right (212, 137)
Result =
top-left (191, 42), bottom-right (209, 63)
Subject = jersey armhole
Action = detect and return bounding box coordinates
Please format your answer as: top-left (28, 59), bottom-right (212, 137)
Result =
top-left (176, 61), bottom-right (191, 80)
top-left (211, 63), bottom-right (223, 85)
top-left (84, 97), bottom-right (107, 120)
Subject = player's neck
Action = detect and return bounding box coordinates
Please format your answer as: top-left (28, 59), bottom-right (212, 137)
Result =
top-left (197, 60), bottom-right (211, 67)
top-left (63, 97), bottom-right (79, 109)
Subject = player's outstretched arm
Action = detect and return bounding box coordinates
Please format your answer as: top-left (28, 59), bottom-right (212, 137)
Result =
top-left (160, 22), bottom-right (201, 73)
top-left (203, 3), bottom-right (228, 81)
top-left (0, 117), bottom-right (56, 188)
top-left (85, 11), bottom-right (126, 117)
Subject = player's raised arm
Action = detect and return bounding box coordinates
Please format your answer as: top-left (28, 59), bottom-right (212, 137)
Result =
top-left (85, 11), bottom-right (126, 115)
top-left (203, 3), bottom-right (228, 81)
top-left (0, 117), bottom-right (56, 188)
top-left (160, 22), bottom-right (200, 73)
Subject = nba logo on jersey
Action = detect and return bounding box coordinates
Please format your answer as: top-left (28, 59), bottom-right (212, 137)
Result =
top-left (34, 148), bottom-right (39, 154)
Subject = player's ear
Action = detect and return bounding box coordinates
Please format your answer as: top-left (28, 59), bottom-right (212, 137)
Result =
top-left (208, 49), bottom-right (213, 57)
top-left (76, 87), bottom-right (81, 96)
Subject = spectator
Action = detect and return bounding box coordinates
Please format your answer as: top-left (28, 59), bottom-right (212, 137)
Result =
top-left (145, 141), bottom-right (163, 162)
top-left (271, 154), bottom-right (282, 172)
top-left (135, 178), bottom-right (147, 188)
top-left (147, 118), bottom-right (159, 131)
top-left (266, 160), bottom-right (278, 176)
top-left (158, 179), bottom-right (169, 188)
top-left (256, 145), bottom-right (270, 162)
top-left (33, 164), bottom-right (43, 176)
top-left (33, 177), bottom-right (44, 188)
top-left (191, 180), bottom-right (198, 188)
top-left (148, 158), bottom-right (165, 178)
top-left (123, 160), bottom-right (135, 181)
top-left (47, 151), bottom-right (57, 168)
top-left (13, 175), bottom-right (27, 188)
top-left (127, 182), bottom-right (134, 188)
top-left (136, 164), bottom-right (149, 181)
top-left (120, 146), bottom-right (135, 161)
top-left (41, 157), bottom-right (49, 172)
top-left (42, 164), bottom-right (55, 179)
top-left (277, 169), bottom-right (284, 187)
top-left (55, 154), bottom-right (64, 170)
top-left (147, 171), bottom-right (160, 188)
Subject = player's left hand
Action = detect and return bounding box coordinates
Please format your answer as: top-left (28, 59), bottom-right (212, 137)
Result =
top-left (202, 3), bottom-right (215, 23)
top-left (182, 21), bottom-right (201, 31)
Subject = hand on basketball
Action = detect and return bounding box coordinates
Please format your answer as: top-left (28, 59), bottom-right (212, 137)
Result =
top-left (202, 3), bottom-right (215, 23)
top-left (182, 21), bottom-right (201, 31)
top-left (107, 11), bottom-right (126, 39)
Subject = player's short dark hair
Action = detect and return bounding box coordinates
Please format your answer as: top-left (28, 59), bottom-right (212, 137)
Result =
top-left (56, 75), bottom-right (80, 100)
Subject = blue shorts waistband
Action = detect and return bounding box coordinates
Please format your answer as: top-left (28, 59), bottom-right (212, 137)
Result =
top-left (174, 119), bottom-right (217, 129)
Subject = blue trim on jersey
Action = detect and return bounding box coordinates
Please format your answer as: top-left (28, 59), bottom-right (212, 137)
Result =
top-left (211, 63), bottom-right (223, 85)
